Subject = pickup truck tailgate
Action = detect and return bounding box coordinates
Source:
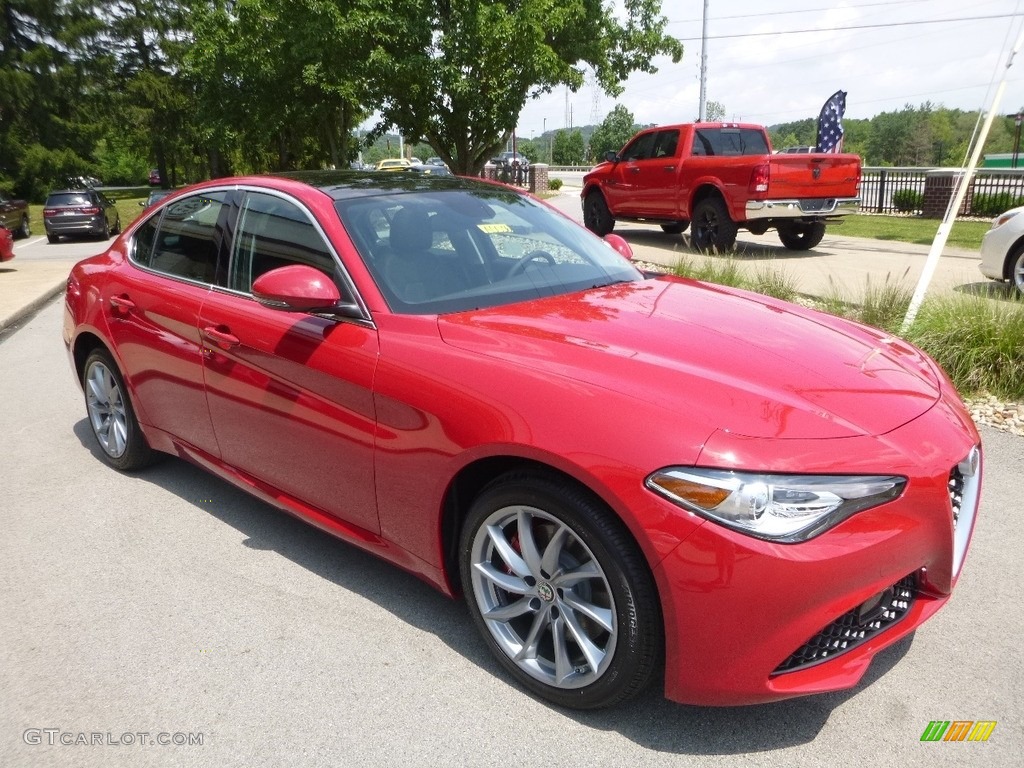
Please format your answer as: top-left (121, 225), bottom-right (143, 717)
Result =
top-left (768, 153), bottom-right (860, 201)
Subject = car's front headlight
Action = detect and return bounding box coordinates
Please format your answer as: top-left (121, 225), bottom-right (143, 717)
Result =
top-left (646, 468), bottom-right (906, 543)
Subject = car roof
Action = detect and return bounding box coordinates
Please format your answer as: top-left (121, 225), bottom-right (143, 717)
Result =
top-left (270, 170), bottom-right (504, 201)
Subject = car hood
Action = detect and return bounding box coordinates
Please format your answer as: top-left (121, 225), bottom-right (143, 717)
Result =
top-left (437, 278), bottom-right (940, 440)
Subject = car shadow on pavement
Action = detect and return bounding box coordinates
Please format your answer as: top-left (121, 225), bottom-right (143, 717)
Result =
top-left (72, 418), bottom-right (913, 754)
top-left (956, 280), bottom-right (1022, 302)
top-left (617, 229), bottom-right (827, 261)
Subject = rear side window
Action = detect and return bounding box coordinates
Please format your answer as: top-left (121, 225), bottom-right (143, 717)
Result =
top-left (692, 128), bottom-right (770, 157)
top-left (134, 191), bottom-right (228, 283)
top-left (228, 192), bottom-right (338, 294)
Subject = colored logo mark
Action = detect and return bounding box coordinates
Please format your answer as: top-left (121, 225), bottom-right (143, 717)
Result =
top-left (920, 721), bottom-right (996, 742)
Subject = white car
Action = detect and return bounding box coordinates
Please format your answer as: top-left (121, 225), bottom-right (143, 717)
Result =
top-left (979, 206), bottom-right (1024, 295)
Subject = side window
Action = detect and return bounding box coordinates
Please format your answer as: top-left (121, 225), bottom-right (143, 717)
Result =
top-left (653, 130), bottom-right (679, 158)
top-left (132, 214), bottom-right (160, 268)
top-left (147, 191), bottom-right (228, 282)
top-left (620, 132), bottom-right (657, 161)
top-left (229, 192), bottom-right (338, 294)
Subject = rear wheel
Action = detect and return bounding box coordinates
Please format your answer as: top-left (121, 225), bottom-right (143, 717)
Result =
top-left (777, 220), bottom-right (826, 250)
top-left (691, 197), bottom-right (737, 252)
top-left (460, 472), bottom-right (661, 710)
top-left (100, 218), bottom-right (111, 239)
top-left (46, 232), bottom-right (59, 244)
top-left (83, 349), bottom-right (155, 471)
top-left (112, 214), bottom-right (121, 235)
top-left (583, 192), bottom-right (615, 236)
top-left (660, 221), bottom-right (689, 235)
top-left (17, 215), bottom-right (30, 239)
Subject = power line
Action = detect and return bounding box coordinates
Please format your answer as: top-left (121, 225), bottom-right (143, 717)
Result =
top-left (673, 13), bottom-right (1021, 42)
top-left (667, 0), bottom-right (931, 25)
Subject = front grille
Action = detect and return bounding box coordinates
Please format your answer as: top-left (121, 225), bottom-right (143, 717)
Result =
top-left (948, 466), bottom-right (965, 530)
top-left (772, 573), bottom-right (917, 674)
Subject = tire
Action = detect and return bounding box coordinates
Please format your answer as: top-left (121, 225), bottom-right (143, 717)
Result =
top-left (690, 197), bottom-right (737, 252)
top-left (660, 221), bottom-right (689, 235)
top-left (1007, 246), bottom-right (1024, 296)
top-left (82, 349), bottom-right (155, 471)
top-left (583, 192), bottom-right (615, 236)
top-left (46, 232), bottom-right (59, 244)
top-left (777, 220), bottom-right (826, 251)
top-left (112, 214), bottom-right (121, 235)
top-left (100, 218), bottom-right (111, 240)
top-left (459, 471), bottom-right (662, 710)
top-left (17, 215), bottom-right (30, 239)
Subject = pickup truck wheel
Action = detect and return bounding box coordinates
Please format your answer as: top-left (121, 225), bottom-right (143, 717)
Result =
top-left (583, 192), bottom-right (615, 236)
top-left (777, 220), bottom-right (826, 250)
top-left (660, 221), bottom-right (689, 235)
top-left (691, 198), bottom-right (737, 252)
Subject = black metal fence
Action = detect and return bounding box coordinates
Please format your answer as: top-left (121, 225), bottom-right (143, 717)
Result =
top-left (860, 167), bottom-right (1024, 216)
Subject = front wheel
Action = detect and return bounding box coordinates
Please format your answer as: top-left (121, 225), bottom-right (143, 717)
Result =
top-left (82, 349), bottom-right (155, 471)
top-left (1008, 246), bottom-right (1024, 295)
top-left (460, 472), bottom-right (662, 710)
top-left (691, 197), bottom-right (737, 253)
top-left (583, 192), bottom-right (615, 236)
top-left (777, 220), bottom-right (826, 250)
top-left (17, 215), bottom-right (30, 239)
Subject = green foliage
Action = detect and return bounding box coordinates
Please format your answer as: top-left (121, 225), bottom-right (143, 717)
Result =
top-left (548, 178), bottom-right (563, 190)
top-left (93, 137), bottom-right (150, 186)
top-left (904, 295), bottom-right (1024, 398)
top-left (552, 129), bottom-right (585, 165)
top-left (588, 105), bottom-right (638, 161)
top-left (16, 143), bottom-right (92, 202)
top-left (972, 192), bottom-right (1024, 217)
top-left (892, 189), bottom-right (923, 212)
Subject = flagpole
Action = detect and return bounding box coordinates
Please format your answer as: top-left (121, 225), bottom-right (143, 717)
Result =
top-left (900, 21), bottom-right (1024, 333)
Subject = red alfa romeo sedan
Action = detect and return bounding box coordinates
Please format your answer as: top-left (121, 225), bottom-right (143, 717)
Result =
top-left (62, 172), bottom-right (982, 710)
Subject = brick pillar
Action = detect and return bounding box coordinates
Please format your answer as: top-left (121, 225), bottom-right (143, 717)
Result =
top-left (529, 164), bottom-right (549, 194)
top-left (922, 170), bottom-right (971, 219)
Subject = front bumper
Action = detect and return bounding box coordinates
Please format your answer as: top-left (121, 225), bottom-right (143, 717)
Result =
top-left (652, 394), bottom-right (981, 705)
top-left (745, 197), bottom-right (859, 220)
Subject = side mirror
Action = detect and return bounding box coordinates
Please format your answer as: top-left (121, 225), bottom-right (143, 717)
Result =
top-left (604, 150), bottom-right (620, 164)
top-left (603, 233), bottom-right (634, 261)
top-left (252, 264), bottom-right (347, 313)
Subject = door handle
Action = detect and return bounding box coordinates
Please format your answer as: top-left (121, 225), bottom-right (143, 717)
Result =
top-left (663, 165), bottom-right (676, 172)
top-left (629, 167), bottom-right (640, 174)
top-left (201, 325), bottom-right (240, 350)
top-left (108, 294), bottom-right (136, 317)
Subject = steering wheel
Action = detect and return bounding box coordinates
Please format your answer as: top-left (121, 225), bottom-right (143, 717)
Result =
top-left (507, 250), bottom-right (556, 278)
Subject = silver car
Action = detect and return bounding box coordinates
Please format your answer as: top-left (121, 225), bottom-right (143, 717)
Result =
top-left (979, 206), bottom-right (1024, 295)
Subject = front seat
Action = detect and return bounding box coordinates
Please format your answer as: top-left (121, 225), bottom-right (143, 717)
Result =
top-left (383, 206), bottom-right (441, 303)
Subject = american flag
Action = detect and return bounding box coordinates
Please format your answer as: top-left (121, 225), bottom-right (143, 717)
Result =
top-left (815, 90), bottom-right (847, 153)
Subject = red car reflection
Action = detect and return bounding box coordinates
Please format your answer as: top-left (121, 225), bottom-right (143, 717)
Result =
top-left (62, 172), bottom-right (982, 709)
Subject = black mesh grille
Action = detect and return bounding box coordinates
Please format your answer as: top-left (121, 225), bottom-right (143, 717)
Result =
top-left (948, 465), bottom-right (965, 530)
top-left (772, 573), bottom-right (917, 675)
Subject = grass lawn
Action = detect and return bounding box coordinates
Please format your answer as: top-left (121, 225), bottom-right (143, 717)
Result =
top-left (829, 214), bottom-right (991, 250)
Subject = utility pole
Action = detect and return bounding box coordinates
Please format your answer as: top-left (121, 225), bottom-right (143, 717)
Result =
top-left (698, 0), bottom-right (709, 121)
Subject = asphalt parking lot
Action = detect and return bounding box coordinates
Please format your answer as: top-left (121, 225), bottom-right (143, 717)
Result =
top-left (1, 198), bottom-right (1022, 767)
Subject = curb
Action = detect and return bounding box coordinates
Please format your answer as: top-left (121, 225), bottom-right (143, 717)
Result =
top-left (0, 281), bottom-right (65, 333)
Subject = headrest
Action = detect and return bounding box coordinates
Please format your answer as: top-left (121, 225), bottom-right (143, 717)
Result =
top-left (389, 207), bottom-right (432, 254)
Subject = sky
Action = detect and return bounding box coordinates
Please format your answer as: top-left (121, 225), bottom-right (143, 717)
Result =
top-left (514, 0), bottom-right (1024, 138)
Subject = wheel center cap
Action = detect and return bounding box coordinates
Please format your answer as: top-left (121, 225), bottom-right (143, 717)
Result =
top-left (537, 583), bottom-right (555, 602)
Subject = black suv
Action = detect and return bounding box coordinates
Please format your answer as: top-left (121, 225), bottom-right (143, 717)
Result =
top-left (43, 189), bottom-right (120, 243)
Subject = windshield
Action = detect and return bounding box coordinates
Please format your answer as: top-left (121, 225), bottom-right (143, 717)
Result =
top-left (335, 188), bottom-right (642, 314)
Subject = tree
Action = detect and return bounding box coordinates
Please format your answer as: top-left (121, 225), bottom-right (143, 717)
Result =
top-left (368, 0), bottom-right (682, 175)
top-left (552, 129), bottom-right (585, 165)
top-left (588, 104), bottom-right (637, 160)
top-left (705, 100), bottom-right (726, 122)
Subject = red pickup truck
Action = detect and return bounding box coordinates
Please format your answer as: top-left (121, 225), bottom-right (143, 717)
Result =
top-left (582, 123), bottom-right (860, 251)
